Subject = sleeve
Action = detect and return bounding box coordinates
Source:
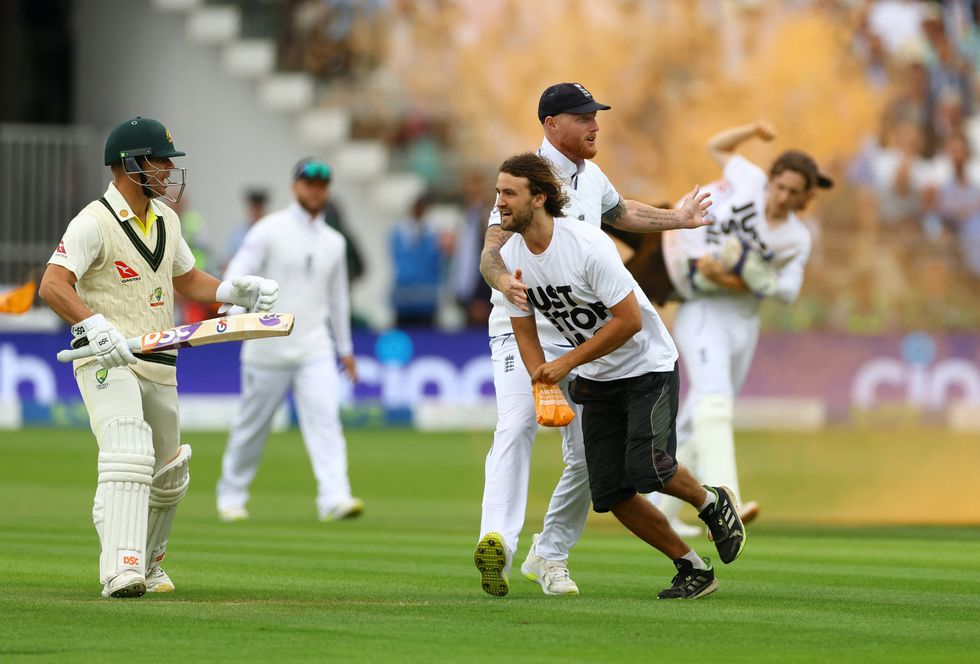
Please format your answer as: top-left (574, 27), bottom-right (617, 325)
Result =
top-left (487, 204), bottom-right (501, 228)
top-left (173, 236), bottom-right (197, 276)
top-left (327, 239), bottom-right (355, 357)
top-left (671, 192), bottom-right (712, 260)
top-left (223, 221), bottom-right (269, 280)
top-left (596, 165), bottom-right (622, 214)
top-left (47, 213), bottom-right (103, 279)
top-left (724, 155), bottom-right (768, 192)
top-left (772, 233), bottom-right (811, 304)
top-left (585, 231), bottom-right (637, 308)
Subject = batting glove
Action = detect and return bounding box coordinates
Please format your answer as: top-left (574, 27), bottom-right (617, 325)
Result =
top-left (216, 276), bottom-right (279, 313)
top-left (72, 314), bottom-right (137, 369)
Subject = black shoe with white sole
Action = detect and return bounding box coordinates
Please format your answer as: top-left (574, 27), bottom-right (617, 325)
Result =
top-left (698, 486), bottom-right (746, 564)
top-left (657, 557), bottom-right (718, 599)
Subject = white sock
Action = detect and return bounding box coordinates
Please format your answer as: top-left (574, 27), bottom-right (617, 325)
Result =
top-left (698, 487), bottom-right (717, 513)
top-left (682, 550), bottom-right (709, 570)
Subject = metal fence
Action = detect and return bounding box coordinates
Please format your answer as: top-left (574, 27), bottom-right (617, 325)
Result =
top-left (0, 124), bottom-right (104, 286)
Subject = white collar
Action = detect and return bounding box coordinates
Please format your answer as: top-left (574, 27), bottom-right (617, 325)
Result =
top-left (288, 201), bottom-right (325, 225)
top-left (538, 137), bottom-right (585, 182)
top-left (103, 182), bottom-right (163, 222)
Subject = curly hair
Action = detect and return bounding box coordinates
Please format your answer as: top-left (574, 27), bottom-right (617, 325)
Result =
top-left (498, 152), bottom-right (569, 217)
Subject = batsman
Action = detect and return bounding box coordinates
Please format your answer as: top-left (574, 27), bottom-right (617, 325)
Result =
top-left (38, 117), bottom-right (279, 598)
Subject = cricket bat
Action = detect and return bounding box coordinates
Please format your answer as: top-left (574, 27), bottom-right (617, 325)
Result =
top-left (56, 312), bottom-right (295, 363)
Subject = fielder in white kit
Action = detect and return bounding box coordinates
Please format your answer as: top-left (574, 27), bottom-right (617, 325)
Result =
top-left (216, 158), bottom-right (363, 523)
top-left (474, 83), bottom-right (712, 597)
top-left (658, 121), bottom-right (833, 531)
top-left (39, 117), bottom-right (278, 598)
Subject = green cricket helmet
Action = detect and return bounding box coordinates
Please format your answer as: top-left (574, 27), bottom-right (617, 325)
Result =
top-left (104, 117), bottom-right (186, 165)
top-left (104, 117), bottom-right (187, 203)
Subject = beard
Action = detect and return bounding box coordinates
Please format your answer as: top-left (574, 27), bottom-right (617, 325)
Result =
top-left (501, 201), bottom-right (534, 233)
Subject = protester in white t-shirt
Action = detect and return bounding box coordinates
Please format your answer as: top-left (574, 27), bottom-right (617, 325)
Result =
top-left (494, 152), bottom-right (746, 599)
top-left (659, 121), bottom-right (832, 534)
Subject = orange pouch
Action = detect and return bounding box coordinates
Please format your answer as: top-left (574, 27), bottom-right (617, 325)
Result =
top-left (533, 382), bottom-right (575, 427)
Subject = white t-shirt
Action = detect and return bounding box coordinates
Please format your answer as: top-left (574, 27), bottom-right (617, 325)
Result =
top-left (663, 155), bottom-right (811, 307)
top-left (225, 202), bottom-right (353, 367)
top-left (500, 218), bottom-right (677, 382)
top-left (487, 137), bottom-right (622, 342)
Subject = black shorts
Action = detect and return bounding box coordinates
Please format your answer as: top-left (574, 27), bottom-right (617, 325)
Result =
top-left (568, 365), bottom-right (680, 513)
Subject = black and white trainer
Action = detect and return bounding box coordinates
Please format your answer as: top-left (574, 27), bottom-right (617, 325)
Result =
top-left (698, 485), bottom-right (746, 564)
top-left (657, 557), bottom-right (718, 599)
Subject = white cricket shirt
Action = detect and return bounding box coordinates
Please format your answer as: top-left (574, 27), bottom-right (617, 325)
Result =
top-left (225, 201), bottom-right (353, 367)
top-left (501, 218), bottom-right (677, 382)
top-left (663, 155), bottom-right (811, 307)
top-left (487, 137), bottom-right (622, 343)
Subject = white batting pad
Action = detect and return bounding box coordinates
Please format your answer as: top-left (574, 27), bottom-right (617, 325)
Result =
top-left (692, 395), bottom-right (740, 501)
top-left (96, 417), bottom-right (154, 584)
top-left (146, 444), bottom-right (192, 569)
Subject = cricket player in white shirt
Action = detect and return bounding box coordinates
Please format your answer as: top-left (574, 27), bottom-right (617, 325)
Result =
top-left (474, 83), bottom-right (712, 597)
top-left (39, 117), bottom-right (278, 598)
top-left (658, 121), bottom-right (833, 533)
top-left (493, 152), bottom-right (745, 599)
top-left (216, 158), bottom-right (363, 523)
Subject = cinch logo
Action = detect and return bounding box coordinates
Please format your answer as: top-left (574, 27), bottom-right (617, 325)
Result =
top-left (216, 319), bottom-right (228, 333)
top-left (114, 261), bottom-right (141, 282)
top-left (55, 240), bottom-right (67, 256)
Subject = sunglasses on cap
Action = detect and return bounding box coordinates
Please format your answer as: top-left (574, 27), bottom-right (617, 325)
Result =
top-left (294, 159), bottom-right (332, 182)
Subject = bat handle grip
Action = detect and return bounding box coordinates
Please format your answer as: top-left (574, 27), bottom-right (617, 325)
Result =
top-left (56, 337), bottom-right (142, 363)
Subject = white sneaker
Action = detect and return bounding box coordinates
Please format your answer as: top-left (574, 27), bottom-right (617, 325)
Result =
top-left (102, 570), bottom-right (146, 598)
top-left (319, 497), bottom-right (364, 522)
top-left (670, 518), bottom-right (705, 538)
top-left (520, 533), bottom-right (579, 596)
top-left (218, 506), bottom-right (250, 522)
top-left (739, 500), bottom-right (760, 524)
top-left (145, 566), bottom-right (175, 593)
top-left (474, 532), bottom-right (512, 597)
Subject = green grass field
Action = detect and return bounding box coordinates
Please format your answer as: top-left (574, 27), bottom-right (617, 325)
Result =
top-left (1, 427), bottom-right (978, 662)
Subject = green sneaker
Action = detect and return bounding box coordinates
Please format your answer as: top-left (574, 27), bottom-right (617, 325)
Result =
top-left (474, 532), bottom-right (511, 597)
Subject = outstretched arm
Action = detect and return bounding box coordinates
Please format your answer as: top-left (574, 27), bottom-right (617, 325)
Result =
top-left (707, 120), bottom-right (777, 168)
top-left (603, 186), bottom-right (713, 233)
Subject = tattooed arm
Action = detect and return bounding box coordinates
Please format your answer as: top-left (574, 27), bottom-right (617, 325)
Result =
top-left (480, 224), bottom-right (528, 311)
top-left (602, 185), bottom-right (713, 233)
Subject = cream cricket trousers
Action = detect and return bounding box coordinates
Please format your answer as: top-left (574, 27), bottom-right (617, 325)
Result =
top-left (480, 334), bottom-right (591, 560)
top-left (75, 362), bottom-right (181, 471)
top-left (216, 354), bottom-right (353, 517)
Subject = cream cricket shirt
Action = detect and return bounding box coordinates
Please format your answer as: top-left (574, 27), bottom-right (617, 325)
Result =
top-left (501, 218), bottom-right (677, 382)
top-left (48, 183), bottom-right (196, 385)
top-left (225, 202), bottom-right (353, 368)
top-left (663, 155), bottom-right (812, 306)
top-left (487, 137), bottom-right (622, 343)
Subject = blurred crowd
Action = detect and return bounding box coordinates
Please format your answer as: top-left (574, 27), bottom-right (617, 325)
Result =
top-left (827, 0), bottom-right (980, 333)
top-left (204, 0), bottom-right (980, 334)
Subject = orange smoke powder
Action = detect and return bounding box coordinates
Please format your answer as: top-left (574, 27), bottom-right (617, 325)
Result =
top-left (387, 2), bottom-right (881, 200)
